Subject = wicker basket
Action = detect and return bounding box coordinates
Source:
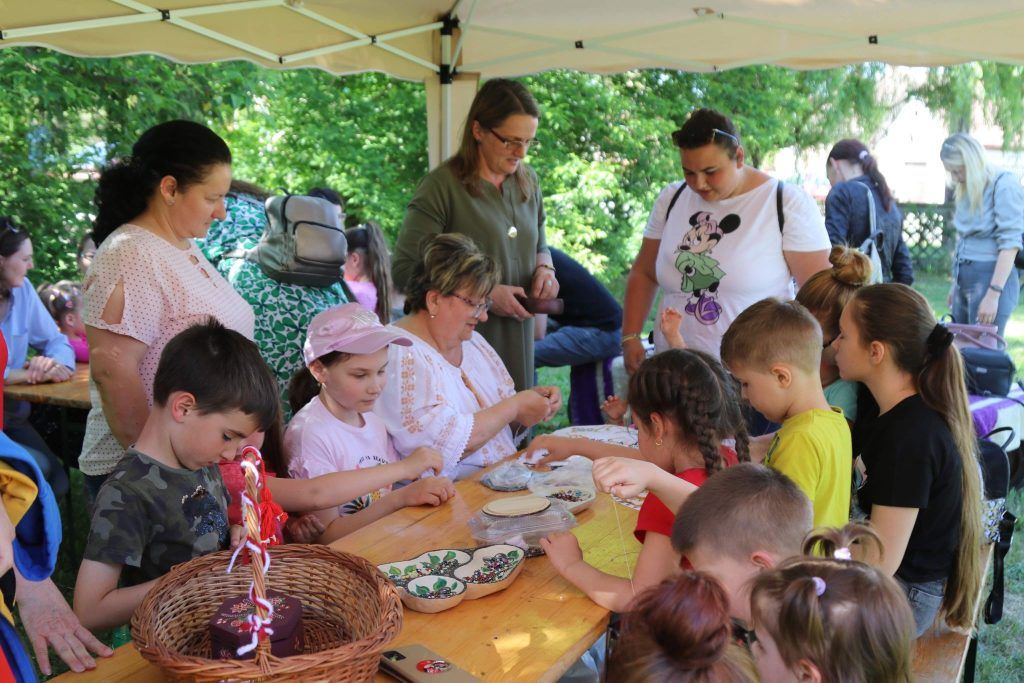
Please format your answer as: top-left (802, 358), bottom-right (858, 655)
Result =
top-left (131, 544), bottom-right (402, 682)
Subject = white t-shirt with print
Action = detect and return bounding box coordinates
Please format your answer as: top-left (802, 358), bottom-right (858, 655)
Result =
top-left (643, 179), bottom-right (828, 358)
top-left (285, 396), bottom-right (400, 516)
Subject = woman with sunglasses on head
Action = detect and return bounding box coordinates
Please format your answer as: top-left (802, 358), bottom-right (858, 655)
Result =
top-left (392, 79), bottom-right (557, 393)
top-left (622, 109), bottom-right (831, 375)
top-left (0, 217), bottom-right (74, 498)
top-left (377, 234), bottom-right (561, 480)
top-left (939, 133), bottom-right (1023, 337)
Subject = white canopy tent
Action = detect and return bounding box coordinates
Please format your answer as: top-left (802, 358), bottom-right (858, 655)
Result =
top-left (4, 0), bottom-right (1024, 166)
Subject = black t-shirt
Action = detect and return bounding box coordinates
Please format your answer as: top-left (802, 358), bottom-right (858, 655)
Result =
top-left (549, 248), bottom-right (622, 331)
top-left (853, 393), bottom-right (962, 583)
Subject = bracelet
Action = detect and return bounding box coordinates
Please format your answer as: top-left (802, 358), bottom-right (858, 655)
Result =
top-left (989, 284), bottom-right (1004, 294)
top-left (535, 263), bottom-right (556, 274)
top-left (621, 333), bottom-right (644, 346)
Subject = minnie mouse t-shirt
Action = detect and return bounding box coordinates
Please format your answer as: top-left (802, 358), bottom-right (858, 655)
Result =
top-left (644, 179), bottom-right (828, 358)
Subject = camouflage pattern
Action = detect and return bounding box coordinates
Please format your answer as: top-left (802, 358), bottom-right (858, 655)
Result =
top-left (84, 449), bottom-right (230, 586)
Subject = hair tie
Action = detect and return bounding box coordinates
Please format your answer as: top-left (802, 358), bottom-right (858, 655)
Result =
top-left (811, 576), bottom-right (826, 596)
top-left (833, 547), bottom-right (852, 561)
top-left (858, 150), bottom-right (869, 161)
top-left (926, 323), bottom-right (954, 355)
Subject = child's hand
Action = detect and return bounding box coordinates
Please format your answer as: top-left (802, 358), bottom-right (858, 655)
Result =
top-left (0, 505), bottom-right (15, 577)
top-left (229, 525), bottom-right (245, 550)
top-left (284, 514), bottom-right (325, 544)
top-left (659, 307), bottom-right (686, 349)
top-left (539, 531), bottom-right (584, 574)
top-left (600, 395), bottom-right (627, 425)
top-left (397, 476), bottom-right (456, 508)
top-left (524, 435), bottom-right (578, 466)
top-left (592, 457), bottom-right (658, 499)
top-left (406, 447), bottom-right (444, 477)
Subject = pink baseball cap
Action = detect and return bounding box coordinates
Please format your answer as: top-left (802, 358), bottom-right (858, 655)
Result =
top-left (303, 303), bottom-right (412, 365)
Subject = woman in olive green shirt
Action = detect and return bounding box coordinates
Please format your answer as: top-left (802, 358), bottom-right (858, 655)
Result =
top-left (393, 79), bottom-right (558, 391)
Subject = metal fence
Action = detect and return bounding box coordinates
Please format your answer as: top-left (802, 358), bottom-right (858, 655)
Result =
top-left (901, 202), bottom-right (954, 275)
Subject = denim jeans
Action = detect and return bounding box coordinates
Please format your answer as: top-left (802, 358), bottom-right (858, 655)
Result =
top-left (535, 325), bottom-right (621, 369)
top-left (897, 576), bottom-right (945, 638)
top-left (952, 259), bottom-right (1020, 338)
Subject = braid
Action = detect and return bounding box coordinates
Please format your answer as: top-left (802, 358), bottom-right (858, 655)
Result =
top-left (684, 380), bottom-right (723, 475)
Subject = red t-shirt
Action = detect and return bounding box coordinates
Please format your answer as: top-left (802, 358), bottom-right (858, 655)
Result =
top-left (633, 445), bottom-right (738, 544)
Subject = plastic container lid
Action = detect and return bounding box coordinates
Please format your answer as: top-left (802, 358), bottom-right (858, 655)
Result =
top-left (468, 499), bottom-right (577, 553)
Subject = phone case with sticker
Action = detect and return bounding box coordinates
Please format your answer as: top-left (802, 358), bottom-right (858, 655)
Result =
top-left (380, 644), bottom-right (482, 682)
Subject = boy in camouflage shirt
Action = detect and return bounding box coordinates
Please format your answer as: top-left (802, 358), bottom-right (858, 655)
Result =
top-left (74, 319), bottom-right (279, 631)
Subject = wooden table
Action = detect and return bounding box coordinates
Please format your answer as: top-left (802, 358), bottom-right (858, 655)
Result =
top-left (3, 363), bottom-right (90, 410)
top-left (52, 466), bottom-right (641, 682)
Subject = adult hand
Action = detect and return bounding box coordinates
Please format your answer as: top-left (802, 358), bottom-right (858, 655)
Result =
top-left (405, 447), bottom-right (444, 478)
top-left (524, 435), bottom-right (578, 466)
top-left (43, 363), bottom-right (73, 383)
top-left (977, 290), bottom-right (1000, 326)
top-left (623, 338), bottom-right (646, 375)
top-left (513, 390), bottom-right (552, 428)
top-left (489, 284), bottom-right (531, 320)
top-left (24, 356), bottom-right (56, 384)
top-left (539, 531), bottom-right (584, 574)
top-left (531, 385), bottom-right (562, 421)
top-left (397, 476), bottom-right (456, 508)
top-left (592, 457), bottom-right (659, 499)
top-left (15, 575), bottom-right (113, 675)
top-left (530, 267), bottom-right (559, 299)
top-left (284, 514), bottom-right (326, 544)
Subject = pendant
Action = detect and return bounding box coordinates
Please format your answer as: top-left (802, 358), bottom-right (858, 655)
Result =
top-left (507, 226), bottom-right (518, 239)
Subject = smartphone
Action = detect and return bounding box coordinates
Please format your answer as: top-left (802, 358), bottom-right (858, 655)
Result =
top-left (515, 295), bottom-right (564, 315)
top-left (380, 644), bottom-right (482, 682)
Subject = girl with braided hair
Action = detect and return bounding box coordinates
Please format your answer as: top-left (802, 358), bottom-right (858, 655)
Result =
top-left (537, 349), bottom-right (749, 612)
top-left (749, 524), bottom-right (914, 682)
top-left (608, 571), bottom-right (758, 683)
top-left (833, 283), bottom-right (983, 637)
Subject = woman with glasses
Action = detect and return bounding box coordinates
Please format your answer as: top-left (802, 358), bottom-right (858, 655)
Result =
top-left (393, 78), bottom-right (558, 393)
top-left (377, 234), bottom-right (561, 480)
top-left (622, 108), bottom-right (831, 374)
top-left (0, 217), bottom-right (74, 498)
top-left (939, 133), bottom-right (1023, 337)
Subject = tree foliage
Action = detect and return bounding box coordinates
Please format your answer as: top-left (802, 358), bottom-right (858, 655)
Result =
top-left (912, 63), bottom-right (1024, 146)
top-left (1, 47), bottom-right (888, 286)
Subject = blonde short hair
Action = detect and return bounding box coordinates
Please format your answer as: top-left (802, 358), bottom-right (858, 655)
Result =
top-left (720, 298), bottom-right (822, 375)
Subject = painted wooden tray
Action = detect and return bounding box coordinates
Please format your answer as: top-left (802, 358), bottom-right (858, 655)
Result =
top-left (378, 544), bottom-right (526, 612)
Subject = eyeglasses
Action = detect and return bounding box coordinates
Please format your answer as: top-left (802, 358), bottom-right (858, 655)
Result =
top-left (486, 128), bottom-right (539, 152)
top-left (448, 293), bottom-right (493, 319)
top-left (711, 128), bottom-right (740, 145)
top-left (0, 221), bottom-right (23, 241)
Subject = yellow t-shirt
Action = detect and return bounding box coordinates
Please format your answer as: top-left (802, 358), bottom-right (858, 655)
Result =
top-left (765, 407), bottom-right (852, 529)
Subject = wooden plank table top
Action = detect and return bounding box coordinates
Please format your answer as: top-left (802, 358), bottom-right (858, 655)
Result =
top-left (2, 363), bottom-right (90, 410)
top-left (52, 463), bottom-right (641, 682)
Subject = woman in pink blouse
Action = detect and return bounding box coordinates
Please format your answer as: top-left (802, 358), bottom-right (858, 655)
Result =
top-left (81, 120), bottom-right (255, 498)
top-left (376, 234), bottom-right (561, 480)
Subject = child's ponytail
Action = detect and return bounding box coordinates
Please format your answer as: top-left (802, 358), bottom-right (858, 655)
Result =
top-left (346, 221), bottom-right (393, 324)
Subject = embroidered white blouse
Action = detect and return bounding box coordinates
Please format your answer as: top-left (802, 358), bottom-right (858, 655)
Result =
top-left (375, 331), bottom-right (518, 480)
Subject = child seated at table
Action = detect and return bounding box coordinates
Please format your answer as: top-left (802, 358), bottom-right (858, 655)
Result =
top-left (672, 463), bottom-right (813, 625)
top-left (607, 571), bottom-right (758, 683)
top-left (539, 349), bottom-right (749, 612)
top-left (285, 303), bottom-right (455, 543)
top-left (594, 299), bottom-right (852, 530)
top-left (37, 281), bottom-right (88, 363)
top-left (749, 524), bottom-right (915, 683)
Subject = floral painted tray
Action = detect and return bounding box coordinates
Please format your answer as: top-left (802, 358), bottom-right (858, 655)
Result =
top-left (378, 544), bottom-right (526, 612)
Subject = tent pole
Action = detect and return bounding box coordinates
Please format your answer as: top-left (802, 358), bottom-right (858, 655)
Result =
top-left (440, 15), bottom-right (456, 164)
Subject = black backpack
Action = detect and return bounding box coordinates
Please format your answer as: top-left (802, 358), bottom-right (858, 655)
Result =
top-left (979, 426), bottom-right (1017, 624)
top-left (665, 180), bottom-right (785, 231)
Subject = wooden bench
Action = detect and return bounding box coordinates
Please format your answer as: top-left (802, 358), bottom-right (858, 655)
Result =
top-left (911, 543), bottom-right (994, 683)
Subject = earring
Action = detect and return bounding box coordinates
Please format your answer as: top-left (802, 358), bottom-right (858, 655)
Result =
top-left (166, 199), bottom-right (175, 207)
top-left (654, 438), bottom-right (663, 447)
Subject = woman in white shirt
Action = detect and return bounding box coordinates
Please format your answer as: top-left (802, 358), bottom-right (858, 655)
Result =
top-left (622, 108), bottom-right (831, 373)
top-left (376, 233), bottom-right (561, 480)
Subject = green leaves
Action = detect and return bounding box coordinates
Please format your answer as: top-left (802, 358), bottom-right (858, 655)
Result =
top-left (432, 578), bottom-right (447, 591)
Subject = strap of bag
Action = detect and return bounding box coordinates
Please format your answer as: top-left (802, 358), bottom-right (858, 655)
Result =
top-left (984, 509), bottom-right (1017, 624)
top-left (853, 181), bottom-right (878, 240)
top-left (665, 180), bottom-right (785, 235)
top-left (984, 426), bottom-right (1018, 452)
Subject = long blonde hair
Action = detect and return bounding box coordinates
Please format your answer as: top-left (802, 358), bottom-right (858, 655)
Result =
top-left (849, 284), bottom-right (982, 629)
top-left (939, 133), bottom-right (993, 215)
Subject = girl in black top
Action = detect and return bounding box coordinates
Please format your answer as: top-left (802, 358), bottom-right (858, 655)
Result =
top-left (832, 283), bottom-right (982, 636)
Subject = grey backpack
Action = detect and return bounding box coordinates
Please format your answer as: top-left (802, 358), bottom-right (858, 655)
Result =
top-left (244, 195), bottom-right (348, 287)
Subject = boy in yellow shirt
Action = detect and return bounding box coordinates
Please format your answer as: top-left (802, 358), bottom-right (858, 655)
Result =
top-left (720, 298), bottom-right (851, 527)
